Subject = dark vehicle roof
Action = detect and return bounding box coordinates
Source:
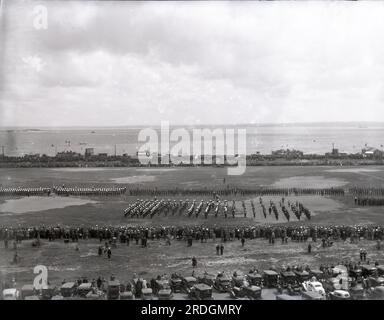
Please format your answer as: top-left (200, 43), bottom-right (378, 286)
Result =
top-left (244, 285), bottom-right (261, 292)
top-left (374, 286), bottom-right (384, 294)
top-left (78, 283), bottom-right (92, 289)
top-left (21, 284), bottom-right (35, 290)
top-left (263, 270), bottom-right (278, 276)
top-left (42, 285), bottom-right (56, 290)
top-left (276, 294), bottom-right (302, 300)
top-left (281, 271), bottom-right (296, 277)
top-left (194, 283), bottom-right (212, 291)
top-left (183, 276), bottom-right (197, 282)
top-left (310, 269), bottom-right (324, 274)
top-left (361, 265), bottom-right (377, 271)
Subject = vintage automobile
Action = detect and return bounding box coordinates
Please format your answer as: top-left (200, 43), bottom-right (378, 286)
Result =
top-left (280, 271), bottom-right (297, 288)
top-left (301, 291), bottom-right (324, 300)
top-left (51, 295), bottom-right (64, 300)
top-left (141, 288), bottom-right (154, 300)
top-left (246, 272), bottom-right (263, 287)
top-left (322, 276), bottom-right (349, 292)
top-left (328, 290), bottom-right (351, 300)
top-left (309, 269), bottom-right (324, 281)
top-left (170, 274), bottom-right (183, 293)
top-left (107, 280), bottom-right (121, 300)
top-left (214, 273), bottom-right (232, 292)
top-left (230, 285), bottom-right (262, 300)
top-left (262, 270), bottom-right (279, 288)
top-left (377, 265), bottom-right (384, 277)
top-left (120, 291), bottom-right (135, 300)
top-left (367, 276), bottom-right (384, 288)
top-left (293, 270), bottom-right (311, 282)
top-left (85, 291), bottom-right (103, 300)
top-left (155, 280), bottom-right (173, 300)
top-left (196, 272), bottom-right (216, 287)
top-left (361, 265), bottom-right (378, 278)
top-left (77, 283), bottom-right (93, 298)
top-left (231, 271), bottom-right (247, 288)
top-left (188, 283), bottom-right (213, 300)
top-left (349, 268), bottom-right (363, 281)
top-left (60, 282), bottom-right (77, 298)
top-left (302, 278), bottom-right (326, 296)
top-left (24, 295), bottom-right (40, 300)
top-left (21, 284), bottom-right (36, 300)
top-left (349, 283), bottom-right (365, 300)
top-left (367, 286), bottom-right (384, 300)
top-left (41, 285), bottom-right (57, 300)
top-left (276, 294), bottom-right (302, 300)
top-left (181, 276), bottom-right (198, 294)
top-left (2, 288), bottom-right (20, 300)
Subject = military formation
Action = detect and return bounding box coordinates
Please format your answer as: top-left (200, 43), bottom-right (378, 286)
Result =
top-left (123, 197), bottom-right (312, 221)
top-left (126, 187), bottom-right (346, 197)
top-left (1, 223), bottom-right (384, 243)
top-left (0, 187), bottom-right (51, 196)
top-left (53, 186), bottom-right (127, 196)
top-left (355, 197), bottom-right (384, 206)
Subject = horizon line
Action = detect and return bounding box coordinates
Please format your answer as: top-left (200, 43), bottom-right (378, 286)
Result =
top-left (2, 120), bottom-right (384, 129)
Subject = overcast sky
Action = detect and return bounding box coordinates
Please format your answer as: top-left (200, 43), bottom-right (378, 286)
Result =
top-left (1, 0), bottom-right (384, 127)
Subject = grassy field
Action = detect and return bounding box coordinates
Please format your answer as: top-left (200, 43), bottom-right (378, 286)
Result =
top-left (1, 166), bottom-right (384, 292)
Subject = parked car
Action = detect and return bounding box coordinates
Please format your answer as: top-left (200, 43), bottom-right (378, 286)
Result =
top-left (155, 280), bottom-right (173, 300)
top-left (246, 272), bottom-right (263, 287)
top-left (170, 274), bottom-right (183, 293)
top-left (107, 280), bottom-right (120, 300)
top-left (188, 283), bottom-right (213, 300)
top-left (77, 283), bottom-right (93, 298)
top-left (263, 270), bottom-right (279, 288)
top-left (328, 290), bottom-right (351, 300)
top-left (301, 291), bottom-right (324, 300)
top-left (214, 273), bottom-right (232, 292)
top-left (302, 278), bottom-right (326, 296)
top-left (361, 265), bottom-right (378, 278)
top-left (60, 282), bottom-right (77, 298)
top-left (2, 288), bottom-right (20, 300)
top-left (41, 285), bottom-right (57, 300)
top-left (141, 288), bottom-right (154, 300)
top-left (294, 270), bottom-right (311, 282)
top-left (376, 265), bottom-right (384, 277)
top-left (367, 276), bottom-right (384, 288)
top-left (197, 273), bottom-right (216, 287)
top-left (21, 284), bottom-right (36, 300)
top-left (232, 271), bottom-right (247, 287)
top-left (230, 285), bottom-right (261, 300)
top-left (181, 276), bottom-right (197, 294)
top-left (367, 286), bottom-right (384, 300)
top-left (276, 294), bottom-right (302, 300)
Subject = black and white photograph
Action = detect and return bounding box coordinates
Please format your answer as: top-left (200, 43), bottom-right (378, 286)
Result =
top-left (1, 0), bottom-right (384, 309)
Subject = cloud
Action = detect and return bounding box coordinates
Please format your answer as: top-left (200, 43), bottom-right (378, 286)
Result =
top-left (1, 1), bottom-right (384, 126)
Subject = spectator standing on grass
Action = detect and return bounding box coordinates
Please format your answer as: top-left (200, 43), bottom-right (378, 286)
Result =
top-left (308, 243), bottom-right (312, 254)
top-left (220, 244), bottom-right (224, 255)
top-left (107, 247), bottom-right (112, 259)
top-left (241, 237), bottom-right (245, 247)
top-left (192, 256), bottom-right (197, 268)
top-left (216, 244), bottom-right (220, 255)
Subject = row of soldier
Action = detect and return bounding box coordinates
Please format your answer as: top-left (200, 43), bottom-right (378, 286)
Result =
top-left (354, 197), bottom-right (384, 206)
top-left (2, 223), bottom-right (383, 243)
top-left (53, 186), bottom-right (127, 196)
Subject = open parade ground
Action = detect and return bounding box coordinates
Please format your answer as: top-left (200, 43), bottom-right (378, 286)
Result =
top-left (1, 165), bottom-right (384, 300)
